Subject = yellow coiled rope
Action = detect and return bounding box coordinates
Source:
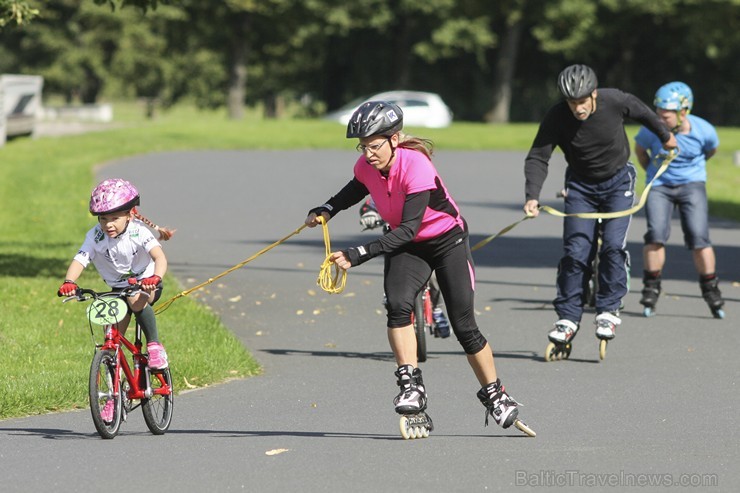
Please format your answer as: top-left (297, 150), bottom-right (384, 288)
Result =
top-left (315, 216), bottom-right (347, 294)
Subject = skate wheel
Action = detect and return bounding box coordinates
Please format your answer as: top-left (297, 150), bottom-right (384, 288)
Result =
top-left (599, 339), bottom-right (607, 360)
top-left (399, 416), bottom-right (430, 440)
top-left (712, 308), bottom-right (725, 319)
top-left (400, 416), bottom-right (412, 440)
top-left (545, 342), bottom-right (571, 362)
top-left (562, 343), bottom-right (572, 360)
top-left (514, 419), bottom-right (536, 437)
top-left (544, 342), bottom-right (555, 362)
top-left (643, 306), bottom-right (655, 317)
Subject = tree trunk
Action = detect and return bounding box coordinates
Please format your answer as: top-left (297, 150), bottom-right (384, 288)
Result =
top-left (227, 12), bottom-right (251, 120)
top-left (392, 15), bottom-right (412, 88)
top-left (486, 9), bottom-right (524, 123)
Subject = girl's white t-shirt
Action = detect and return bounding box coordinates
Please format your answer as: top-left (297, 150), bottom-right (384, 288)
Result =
top-left (74, 219), bottom-right (161, 288)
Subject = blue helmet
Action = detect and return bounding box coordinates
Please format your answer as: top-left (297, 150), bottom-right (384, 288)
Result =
top-left (654, 82), bottom-right (693, 112)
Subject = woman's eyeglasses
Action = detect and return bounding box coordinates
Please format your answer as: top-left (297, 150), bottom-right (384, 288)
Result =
top-left (356, 139), bottom-right (388, 154)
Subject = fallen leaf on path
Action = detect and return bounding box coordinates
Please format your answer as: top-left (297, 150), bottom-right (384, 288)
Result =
top-left (265, 448), bottom-right (290, 456)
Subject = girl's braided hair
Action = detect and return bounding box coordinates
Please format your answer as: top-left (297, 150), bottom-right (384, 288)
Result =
top-left (132, 208), bottom-right (176, 241)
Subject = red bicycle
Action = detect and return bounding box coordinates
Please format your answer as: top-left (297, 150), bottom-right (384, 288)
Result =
top-left (62, 281), bottom-right (174, 439)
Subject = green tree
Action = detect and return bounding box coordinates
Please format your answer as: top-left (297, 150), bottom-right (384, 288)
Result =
top-left (0, 1), bottom-right (39, 27)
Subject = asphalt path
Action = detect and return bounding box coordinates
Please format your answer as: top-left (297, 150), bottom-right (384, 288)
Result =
top-left (2, 150), bottom-right (738, 492)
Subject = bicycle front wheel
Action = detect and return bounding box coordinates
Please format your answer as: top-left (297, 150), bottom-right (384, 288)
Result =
top-left (142, 368), bottom-right (174, 435)
top-left (413, 291), bottom-right (428, 363)
top-left (89, 349), bottom-right (122, 439)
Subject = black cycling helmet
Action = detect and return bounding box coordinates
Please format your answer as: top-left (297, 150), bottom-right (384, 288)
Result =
top-left (346, 101), bottom-right (403, 138)
top-left (557, 64), bottom-right (598, 100)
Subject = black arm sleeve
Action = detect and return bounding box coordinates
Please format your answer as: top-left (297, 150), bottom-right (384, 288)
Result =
top-left (311, 178), bottom-right (369, 218)
top-left (524, 113), bottom-right (557, 202)
top-left (624, 93), bottom-right (672, 143)
top-left (345, 190), bottom-right (429, 266)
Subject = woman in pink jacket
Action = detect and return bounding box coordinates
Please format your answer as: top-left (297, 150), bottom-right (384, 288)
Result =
top-left (305, 101), bottom-right (534, 437)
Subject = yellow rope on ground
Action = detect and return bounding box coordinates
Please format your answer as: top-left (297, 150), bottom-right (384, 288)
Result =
top-left (154, 223), bottom-right (308, 314)
top-left (316, 216), bottom-right (347, 294)
top-left (470, 214), bottom-right (535, 252)
top-left (470, 149), bottom-right (679, 252)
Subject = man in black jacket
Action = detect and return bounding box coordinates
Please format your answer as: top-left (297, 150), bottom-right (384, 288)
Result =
top-left (523, 64), bottom-right (677, 353)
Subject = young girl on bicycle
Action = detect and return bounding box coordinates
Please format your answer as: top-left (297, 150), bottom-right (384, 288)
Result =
top-left (58, 178), bottom-right (174, 370)
top-left (305, 101), bottom-right (531, 432)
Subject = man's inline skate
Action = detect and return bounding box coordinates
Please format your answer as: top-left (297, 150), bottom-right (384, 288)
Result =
top-left (477, 379), bottom-right (536, 437)
top-left (544, 319), bottom-right (579, 362)
top-left (595, 311), bottom-right (620, 360)
top-left (640, 273), bottom-right (662, 317)
top-left (394, 365), bottom-right (433, 440)
top-left (700, 275), bottom-right (725, 319)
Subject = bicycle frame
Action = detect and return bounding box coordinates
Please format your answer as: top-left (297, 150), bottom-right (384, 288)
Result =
top-left (102, 323), bottom-right (166, 403)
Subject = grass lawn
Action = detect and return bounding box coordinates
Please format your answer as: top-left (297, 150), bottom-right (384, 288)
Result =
top-left (1, 103), bottom-right (738, 420)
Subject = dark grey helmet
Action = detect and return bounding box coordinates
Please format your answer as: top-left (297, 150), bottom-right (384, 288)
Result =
top-left (346, 101), bottom-right (403, 138)
top-left (557, 64), bottom-right (598, 100)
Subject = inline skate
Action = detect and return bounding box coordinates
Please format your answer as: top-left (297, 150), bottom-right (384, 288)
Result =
top-left (595, 311), bottom-right (620, 360)
top-left (477, 379), bottom-right (535, 437)
top-left (640, 274), bottom-right (662, 317)
top-left (544, 319), bottom-right (579, 362)
top-left (700, 275), bottom-right (725, 319)
top-left (394, 365), bottom-right (433, 440)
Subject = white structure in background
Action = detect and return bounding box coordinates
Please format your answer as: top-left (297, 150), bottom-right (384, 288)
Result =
top-left (41, 103), bottom-right (113, 122)
top-left (0, 74), bottom-right (44, 146)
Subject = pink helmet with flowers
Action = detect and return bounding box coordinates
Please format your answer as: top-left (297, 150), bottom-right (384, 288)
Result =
top-left (89, 178), bottom-right (141, 216)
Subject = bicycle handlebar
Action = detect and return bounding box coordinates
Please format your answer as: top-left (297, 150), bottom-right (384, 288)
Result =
top-left (61, 283), bottom-right (149, 304)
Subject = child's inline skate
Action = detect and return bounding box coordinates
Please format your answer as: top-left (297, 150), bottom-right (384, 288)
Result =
top-left (544, 319), bottom-right (579, 362)
top-left (477, 379), bottom-right (536, 437)
top-left (700, 275), bottom-right (725, 319)
top-left (640, 272), bottom-right (662, 317)
top-left (394, 365), bottom-right (433, 440)
top-left (595, 311), bottom-right (620, 360)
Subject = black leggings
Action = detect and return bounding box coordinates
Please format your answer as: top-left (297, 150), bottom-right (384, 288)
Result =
top-left (384, 235), bottom-right (487, 355)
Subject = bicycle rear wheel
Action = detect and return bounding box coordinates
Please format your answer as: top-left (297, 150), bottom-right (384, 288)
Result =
top-left (413, 291), bottom-right (428, 363)
top-left (89, 349), bottom-right (122, 439)
top-left (142, 368), bottom-right (174, 435)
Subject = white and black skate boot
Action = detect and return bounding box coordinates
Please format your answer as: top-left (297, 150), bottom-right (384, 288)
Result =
top-left (477, 379), bottom-right (520, 429)
top-left (595, 311), bottom-right (620, 340)
top-left (393, 365), bottom-right (428, 415)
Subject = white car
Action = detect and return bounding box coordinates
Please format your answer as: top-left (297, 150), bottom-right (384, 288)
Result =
top-left (324, 90), bottom-right (453, 128)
